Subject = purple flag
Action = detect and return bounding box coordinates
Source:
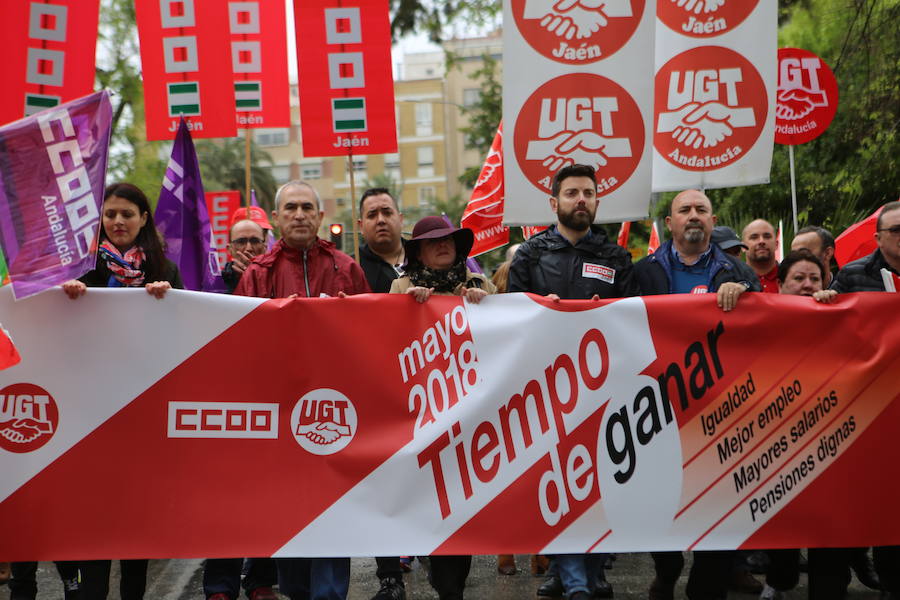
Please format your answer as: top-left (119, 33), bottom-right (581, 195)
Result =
top-left (0, 91), bottom-right (112, 300)
top-left (155, 118), bottom-right (225, 292)
top-left (441, 214), bottom-right (483, 274)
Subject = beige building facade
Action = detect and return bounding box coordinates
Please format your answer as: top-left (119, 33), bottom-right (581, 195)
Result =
top-left (252, 32), bottom-right (502, 230)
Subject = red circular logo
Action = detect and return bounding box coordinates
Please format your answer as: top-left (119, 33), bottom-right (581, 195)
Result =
top-left (775, 47), bottom-right (839, 145)
top-left (654, 46), bottom-right (768, 172)
top-left (657, 0), bottom-right (758, 38)
top-left (514, 73), bottom-right (645, 196)
top-left (0, 383), bottom-right (58, 453)
top-left (511, 0), bottom-right (645, 64)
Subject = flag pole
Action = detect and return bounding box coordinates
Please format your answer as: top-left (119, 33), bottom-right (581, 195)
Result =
top-left (244, 129), bottom-right (252, 208)
top-left (789, 144), bottom-right (798, 235)
top-left (347, 147), bottom-right (360, 262)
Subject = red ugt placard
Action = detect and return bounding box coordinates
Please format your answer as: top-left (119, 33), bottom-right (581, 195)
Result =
top-left (228, 0), bottom-right (291, 129)
top-left (0, 0), bottom-right (99, 126)
top-left (136, 0), bottom-right (237, 140)
top-left (294, 0), bottom-right (397, 156)
top-left (775, 47), bottom-right (839, 146)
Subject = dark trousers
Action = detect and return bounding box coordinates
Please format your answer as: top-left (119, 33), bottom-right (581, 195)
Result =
top-left (428, 555), bottom-right (471, 600)
top-left (9, 562), bottom-right (80, 600)
top-left (374, 557), bottom-right (403, 581)
top-left (764, 549), bottom-right (800, 591)
top-left (276, 557), bottom-right (350, 600)
top-left (807, 548), bottom-right (852, 600)
top-left (652, 550), bottom-right (731, 600)
top-left (79, 559), bottom-right (148, 600)
top-left (874, 545), bottom-right (900, 595)
top-left (203, 558), bottom-right (277, 599)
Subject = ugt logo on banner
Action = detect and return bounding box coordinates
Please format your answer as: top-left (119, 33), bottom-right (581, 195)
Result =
top-left (294, 0), bottom-right (398, 156)
top-left (657, 0), bottom-right (758, 37)
top-left (510, 0), bottom-right (644, 64)
top-left (0, 383), bottom-right (59, 453)
top-left (654, 46), bottom-right (767, 171)
top-left (775, 47), bottom-right (838, 146)
top-left (514, 73), bottom-right (644, 196)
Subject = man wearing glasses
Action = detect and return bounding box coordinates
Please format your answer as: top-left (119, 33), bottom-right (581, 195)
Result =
top-left (222, 206), bottom-right (271, 293)
top-left (832, 200), bottom-right (900, 293)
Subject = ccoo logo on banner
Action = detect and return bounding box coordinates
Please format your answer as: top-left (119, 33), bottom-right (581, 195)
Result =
top-left (503, 0), bottom-right (655, 225)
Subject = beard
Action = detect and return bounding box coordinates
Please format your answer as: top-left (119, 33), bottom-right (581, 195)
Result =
top-left (558, 205), bottom-right (595, 232)
top-left (683, 225), bottom-right (707, 244)
top-left (748, 247), bottom-right (772, 263)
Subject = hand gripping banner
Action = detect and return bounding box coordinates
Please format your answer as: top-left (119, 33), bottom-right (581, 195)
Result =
top-left (1, 288), bottom-right (899, 560)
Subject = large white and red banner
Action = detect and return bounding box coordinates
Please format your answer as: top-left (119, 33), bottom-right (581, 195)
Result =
top-left (503, 0), bottom-right (656, 225)
top-left (294, 0), bottom-right (397, 156)
top-left (652, 0), bottom-right (777, 191)
top-left (2, 288), bottom-right (900, 560)
top-left (0, 0), bottom-right (100, 126)
top-left (227, 0), bottom-right (291, 129)
top-left (136, 0), bottom-right (237, 140)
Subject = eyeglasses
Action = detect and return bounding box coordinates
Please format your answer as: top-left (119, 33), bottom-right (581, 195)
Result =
top-left (877, 225), bottom-right (900, 236)
top-left (231, 237), bottom-right (265, 246)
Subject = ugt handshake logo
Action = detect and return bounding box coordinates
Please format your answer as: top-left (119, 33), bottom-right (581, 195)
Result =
top-left (523, 0), bottom-right (633, 41)
top-left (776, 56), bottom-right (829, 121)
top-left (291, 389), bottom-right (358, 455)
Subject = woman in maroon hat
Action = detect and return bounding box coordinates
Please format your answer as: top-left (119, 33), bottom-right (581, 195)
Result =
top-left (389, 215), bottom-right (495, 302)
top-left (389, 216), bottom-right (494, 599)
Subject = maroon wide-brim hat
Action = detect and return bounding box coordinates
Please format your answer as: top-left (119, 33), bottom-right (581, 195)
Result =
top-left (406, 215), bottom-right (474, 263)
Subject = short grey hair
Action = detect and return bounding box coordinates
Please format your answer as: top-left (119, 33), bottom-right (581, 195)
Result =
top-left (275, 180), bottom-right (322, 211)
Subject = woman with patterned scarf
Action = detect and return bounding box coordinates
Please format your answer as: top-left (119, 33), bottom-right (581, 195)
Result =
top-left (61, 182), bottom-right (181, 600)
top-left (63, 182), bottom-right (182, 301)
top-left (389, 216), bottom-right (494, 600)
top-left (389, 215), bottom-right (495, 304)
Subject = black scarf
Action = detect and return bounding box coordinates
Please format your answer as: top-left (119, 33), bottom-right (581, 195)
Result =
top-left (407, 259), bottom-right (469, 293)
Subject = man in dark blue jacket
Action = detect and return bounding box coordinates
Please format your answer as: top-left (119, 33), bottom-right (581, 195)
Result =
top-left (634, 190), bottom-right (759, 600)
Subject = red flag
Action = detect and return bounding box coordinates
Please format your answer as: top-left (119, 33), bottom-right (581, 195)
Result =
top-left (1, 324), bottom-right (21, 371)
top-left (136, 0), bottom-right (237, 140)
top-left (1, 0), bottom-right (100, 125)
top-left (522, 226), bottom-right (548, 240)
top-left (835, 208), bottom-right (882, 268)
top-left (461, 123), bottom-right (508, 257)
top-left (617, 222), bottom-right (631, 248)
top-left (229, 0), bottom-right (291, 129)
top-left (294, 0), bottom-right (397, 156)
top-left (647, 221), bottom-right (661, 255)
top-left (205, 191), bottom-right (242, 269)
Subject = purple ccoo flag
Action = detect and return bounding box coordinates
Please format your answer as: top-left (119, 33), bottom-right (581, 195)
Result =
top-left (0, 91), bottom-right (112, 300)
top-left (155, 117), bottom-right (225, 292)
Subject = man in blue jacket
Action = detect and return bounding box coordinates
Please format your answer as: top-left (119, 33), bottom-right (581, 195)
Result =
top-left (634, 190), bottom-right (759, 600)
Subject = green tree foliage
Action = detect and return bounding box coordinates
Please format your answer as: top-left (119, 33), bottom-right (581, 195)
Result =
top-left (456, 53), bottom-right (503, 188)
top-left (390, 0), bottom-right (500, 42)
top-left (710, 0), bottom-right (899, 240)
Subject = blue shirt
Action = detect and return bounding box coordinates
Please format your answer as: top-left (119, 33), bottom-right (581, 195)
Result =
top-left (669, 244), bottom-right (714, 294)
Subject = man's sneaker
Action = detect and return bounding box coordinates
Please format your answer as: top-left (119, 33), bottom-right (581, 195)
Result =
top-left (207, 595), bottom-right (230, 600)
top-left (571, 593), bottom-right (591, 600)
top-left (249, 587), bottom-right (278, 600)
top-left (537, 574), bottom-right (564, 598)
top-left (759, 584), bottom-right (783, 600)
top-left (729, 570), bottom-right (763, 594)
top-left (371, 576), bottom-right (406, 600)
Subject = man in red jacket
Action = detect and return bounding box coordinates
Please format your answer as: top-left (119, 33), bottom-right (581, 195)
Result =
top-left (235, 180), bottom-right (370, 298)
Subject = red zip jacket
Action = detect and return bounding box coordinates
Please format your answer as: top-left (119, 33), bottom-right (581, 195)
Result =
top-left (234, 238), bottom-right (370, 298)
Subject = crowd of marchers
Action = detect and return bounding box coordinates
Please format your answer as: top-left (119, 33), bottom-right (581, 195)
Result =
top-left (3, 163), bottom-right (899, 600)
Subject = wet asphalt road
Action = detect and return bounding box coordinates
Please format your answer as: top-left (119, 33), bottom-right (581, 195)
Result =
top-left (0, 553), bottom-right (885, 599)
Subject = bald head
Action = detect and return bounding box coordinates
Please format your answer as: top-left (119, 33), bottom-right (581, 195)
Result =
top-left (666, 190), bottom-right (716, 252)
top-left (742, 219), bottom-right (777, 271)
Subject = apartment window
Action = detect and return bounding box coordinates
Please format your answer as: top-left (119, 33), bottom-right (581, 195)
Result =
top-left (270, 164), bottom-right (291, 182)
top-left (415, 103), bottom-right (432, 136)
top-left (384, 152), bottom-right (401, 179)
top-left (254, 128), bottom-right (289, 147)
top-left (418, 186), bottom-right (435, 207)
top-left (417, 146), bottom-right (434, 177)
top-left (301, 163), bottom-right (322, 179)
top-left (463, 88), bottom-right (480, 107)
top-left (351, 156), bottom-right (367, 175)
